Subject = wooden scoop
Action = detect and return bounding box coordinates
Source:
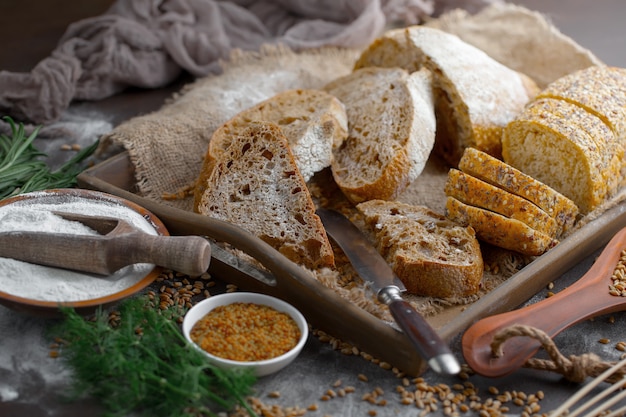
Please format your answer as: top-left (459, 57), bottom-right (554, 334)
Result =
top-left (462, 226), bottom-right (626, 378)
top-left (0, 212), bottom-right (211, 277)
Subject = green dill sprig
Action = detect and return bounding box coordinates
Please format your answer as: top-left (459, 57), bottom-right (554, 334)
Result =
top-left (0, 116), bottom-right (99, 200)
top-left (51, 297), bottom-right (258, 417)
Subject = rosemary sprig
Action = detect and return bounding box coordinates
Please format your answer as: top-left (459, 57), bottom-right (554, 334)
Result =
top-left (51, 297), bottom-right (258, 417)
top-left (0, 116), bottom-right (98, 200)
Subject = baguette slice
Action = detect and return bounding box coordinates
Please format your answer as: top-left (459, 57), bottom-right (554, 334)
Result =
top-left (196, 122), bottom-right (335, 270)
top-left (458, 147), bottom-right (578, 235)
top-left (354, 26), bottom-right (536, 166)
top-left (357, 199), bottom-right (483, 298)
top-left (323, 67), bottom-right (436, 204)
top-left (445, 196), bottom-right (557, 256)
top-left (444, 168), bottom-right (558, 237)
top-left (194, 89), bottom-right (348, 211)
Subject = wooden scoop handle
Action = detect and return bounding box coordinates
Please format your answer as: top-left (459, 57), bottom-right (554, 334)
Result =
top-left (462, 227), bottom-right (626, 378)
top-left (109, 232), bottom-right (212, 277)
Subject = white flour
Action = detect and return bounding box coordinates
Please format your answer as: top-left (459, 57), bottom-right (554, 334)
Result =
top-left (0, 191), bottom-right (158, 302)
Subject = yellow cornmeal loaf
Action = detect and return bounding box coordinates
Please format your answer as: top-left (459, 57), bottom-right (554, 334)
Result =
top-left (357, 199), bottom-right (483, 298)
top-left (458, 148), bottom-right (578, 236)
top-left (354, 26), bottom-right (537, 166)
top-left (445, 196), bottom-right (557, 256)
top-left (535, 66), bottom-right (626, 182)
top-left (502, 98), bottom-right (621, 214)
top-left (444, 168), bottom-right (558, 237)
top-left (537, 66), bottom-right (626, 145)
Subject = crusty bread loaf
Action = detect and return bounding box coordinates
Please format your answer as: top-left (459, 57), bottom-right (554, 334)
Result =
top-left (323, 67), bottom-right (436, 204)
top-left (502, 97), bottom-right (621, 214)
top-left (445, 196), bottom-right (557, 256)
top-left (357, 199), bottom-right (483, 298)
top-left (444, 168), bottom-right (558, 237)
top-left (458, 147), bottom-right (578, 235)
top-left (194, 89), bottom-right (348, 211)
top-left (195, 121), bottom-right (335, 270)
top-left (354, 26), bottom-right (537, 166)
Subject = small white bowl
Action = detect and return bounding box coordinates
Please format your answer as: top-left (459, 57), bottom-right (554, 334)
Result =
top-left (182, 292), bottom-right (308, 377)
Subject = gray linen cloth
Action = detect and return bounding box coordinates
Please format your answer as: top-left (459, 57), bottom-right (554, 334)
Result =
top-left (0, 0), bottom-right (448, 126)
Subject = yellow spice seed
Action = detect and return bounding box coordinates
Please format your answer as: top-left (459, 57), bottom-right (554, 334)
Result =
top-left (190, 302), bottom-right (300, 361)
top-left (599, 338), bottom-right (611, 344)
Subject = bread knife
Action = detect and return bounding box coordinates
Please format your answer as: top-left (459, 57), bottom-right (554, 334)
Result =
top-left (316, 208), bottom-right (461, 375)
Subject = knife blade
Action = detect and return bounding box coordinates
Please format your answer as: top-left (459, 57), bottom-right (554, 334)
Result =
top-left (317, 208), bottom-right (460, 375)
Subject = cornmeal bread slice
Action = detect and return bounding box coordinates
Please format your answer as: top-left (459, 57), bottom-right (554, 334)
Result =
top-left (445, 196), bottom-right (557, 256)
top-left (354, 26), bottom-right (536, 166)
top-left (444, 168), bottom-right (558, 237)
top-left (323, 67), bottom-right (436, 204)
top-left (196, 122), bottom-right (335, 270)
top-left (458, 148), bottom-right (578, 235)
top-left (357, 199), bottom-right (483, 298)
top-left (194, 89), bottom-right (348, 211)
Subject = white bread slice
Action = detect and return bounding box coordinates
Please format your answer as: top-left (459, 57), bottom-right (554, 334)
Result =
top-left (444, 168), bottom-right (559, 238)
top-left (354, 26), bottom-right (536, 166)
top-left (357, 199), bottom-right (483, 298)
top-left (445, 196), bottom-right (557, 256)
top-left (458, 147), bottom-right (578, 235)
top-left (194, 89), bottom-right (348, 210)
top-left (195, 121), bottom-right (335, 270)
top-left (323, 67), bottom-right (436, 204)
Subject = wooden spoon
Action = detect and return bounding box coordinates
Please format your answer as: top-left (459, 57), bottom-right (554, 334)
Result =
top-left (462, 226), bottom-right (626, 378)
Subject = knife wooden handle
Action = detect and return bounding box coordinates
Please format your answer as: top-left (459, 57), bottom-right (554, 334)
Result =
top-left (388, 298), bottom-right (453, 363)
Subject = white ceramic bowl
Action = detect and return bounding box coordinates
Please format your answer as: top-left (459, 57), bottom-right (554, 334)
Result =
top-left (182, 292), bottom-right (308, 377)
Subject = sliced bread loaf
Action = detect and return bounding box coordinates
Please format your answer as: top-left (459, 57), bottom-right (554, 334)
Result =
top-left (194, 89), bottom-right (348, 211)
top-left (444, 168), bottom-right (558, 238)
top-left (535, 66), bottom-right (626, 183)
top-left (323, 67), bottom-right (436, 204)
top-left (195, 121), bottom-right (335, 270)
top-left (502, 98), bottom-right (620, 214)
top-left (445, 196), bottom-right (557, 256)
top-left (354, 26), bottom-right (536, 166)
top-left (458, 147), bottom-right (578, 235)
top-left (357, 199), bottom-right (483, 298)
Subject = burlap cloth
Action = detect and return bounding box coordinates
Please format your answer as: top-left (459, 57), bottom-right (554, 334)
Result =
top-left (98, 3), bottom-right (615, 322)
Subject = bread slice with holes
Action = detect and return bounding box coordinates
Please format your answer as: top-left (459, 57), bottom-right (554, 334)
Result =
top-left (195, 121), bottom-right (335, 270)
top-left (194, 89), bottom-right (348, 211)
top-left (354, 26), bottom-right (537, 166)
top-left (323, 67), bottom-right (436, 204)
top-left (357, 199), bottom-right (483, 298)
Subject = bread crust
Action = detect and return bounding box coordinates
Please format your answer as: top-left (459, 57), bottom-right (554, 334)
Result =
top-left (196, 122), bottom-right (335, 270)
top-left (445, 196), bottom-right (557, 256)
top-left (357, 199), bottom-right (483, 298)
